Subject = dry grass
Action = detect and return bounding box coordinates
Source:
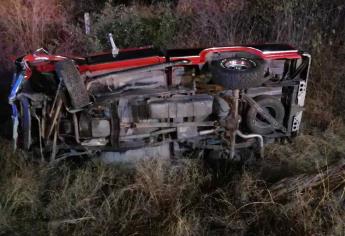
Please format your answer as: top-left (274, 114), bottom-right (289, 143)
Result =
top-left (0, 0), bottom-right (66, 51)
top-left (1, 129), bottom-right (344, 235)
top-left (0, 0), bottom-right (90, 69)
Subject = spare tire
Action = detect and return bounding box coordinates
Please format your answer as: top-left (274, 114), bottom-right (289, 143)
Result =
top-left (246, 95), bottom-right (285, 135)
top-left (55, 60), bottom-right (90, 110)
top-left (210, 52), bottom-right (268, 89)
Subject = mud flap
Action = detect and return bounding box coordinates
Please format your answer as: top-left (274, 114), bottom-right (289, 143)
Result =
top-left (55, 60), bottom-right (90, 109)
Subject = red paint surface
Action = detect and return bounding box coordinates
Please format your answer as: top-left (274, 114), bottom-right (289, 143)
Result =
top-left (78, 56), bottom-right (166, 73)
top-left (20, 46), bottom-right (302, 80)
top-left (171, 47), bottom-right (301, 64)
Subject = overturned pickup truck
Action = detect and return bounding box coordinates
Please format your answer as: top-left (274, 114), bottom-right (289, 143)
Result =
top-left (9, 43), bottom-right (311, 162)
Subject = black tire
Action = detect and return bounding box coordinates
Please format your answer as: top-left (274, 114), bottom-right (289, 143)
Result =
top-left (246, 95), bottom-right (285, 135)
top-left (55, 60), bottom-right (90, 109)
top-left (210, 52), bottom-right (268, 89)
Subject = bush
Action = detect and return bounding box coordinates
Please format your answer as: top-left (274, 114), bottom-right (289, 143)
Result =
top-left (90, 2), bottom-right (178, 49)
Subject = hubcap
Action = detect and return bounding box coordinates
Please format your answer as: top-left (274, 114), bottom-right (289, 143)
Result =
top-left (221, 58), bottom-right (256, 71)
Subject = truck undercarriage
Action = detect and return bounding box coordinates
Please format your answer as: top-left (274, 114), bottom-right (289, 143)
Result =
top-left (9, 44), bottom-right (311, 162)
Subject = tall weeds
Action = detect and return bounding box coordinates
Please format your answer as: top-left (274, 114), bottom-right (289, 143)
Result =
top-left (0, 0), bottom-right (88, 69)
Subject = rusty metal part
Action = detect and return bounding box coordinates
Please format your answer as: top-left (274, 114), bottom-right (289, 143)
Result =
top-left (230, 89), bottom-right (240, 159)
top-left (196, 83), bottom-right (224, 94)
top-left (224, 115), bottom-right (238, 132)
top-left (49, 83), bottom-right (62, 118)
top-left (47, 98), bottom-right (63, 138)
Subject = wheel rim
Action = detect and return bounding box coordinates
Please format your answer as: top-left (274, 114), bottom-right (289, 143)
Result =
top-left (220, 58), bottom-right (256, 71)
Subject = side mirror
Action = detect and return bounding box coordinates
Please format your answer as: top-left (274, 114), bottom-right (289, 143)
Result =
top-left (108, 33), bottom-right (119, 58)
